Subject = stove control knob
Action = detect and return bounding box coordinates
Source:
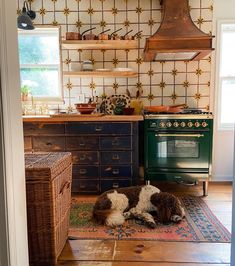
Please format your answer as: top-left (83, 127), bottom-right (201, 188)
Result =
top-left (202, 122), bottom-right (208, 127)
top-left (166, 122), bottom-right (172, 127)
top-left (180, 122), bottom-right (186, 127)
top-left (195, 122), bottom-right (200, 127)
top-left (173, 122), bottom-right (179, 127)
top-left (188, 122), bottom-right (193, 128)
top-left (159, 122), bottom-right (166, 128)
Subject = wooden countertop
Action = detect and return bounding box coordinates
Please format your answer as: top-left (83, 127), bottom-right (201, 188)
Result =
top-left (22, 114), bottom-right (143, 122)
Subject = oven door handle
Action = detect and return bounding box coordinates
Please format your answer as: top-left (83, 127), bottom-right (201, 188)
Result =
top-left (155, 133), bottom-right (204, 138)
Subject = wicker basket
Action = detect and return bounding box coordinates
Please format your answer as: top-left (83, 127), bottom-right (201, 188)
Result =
top-left (25, 152), bottom-right (72, 266)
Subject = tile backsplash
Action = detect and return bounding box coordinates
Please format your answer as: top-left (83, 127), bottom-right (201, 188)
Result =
top-left (18, 0), bottom-right (213, 113)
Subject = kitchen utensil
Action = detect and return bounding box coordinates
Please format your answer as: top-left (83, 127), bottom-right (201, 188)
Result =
top-left (105, 94), bottom-right (130, 114)
top-left (121, 29), bottom-right (133, 40)
top-left (66, 32), bottom-right (80, 40)
top-left (98, 29), bottom-right (111, 40)
top-left (109, 28), bottom-right (122, 40)
top-left (95, 68), bottom-right (111, 72)
top-left (82, 27), bottom-right (97, 40)
top-left (144, 105), bottom-right (185, 113)
top-left (81, 60), bottom-right (93, 71)
top-left (75, 103), bottom-right (96, 114)
top-left (113, 67), bottom-right (133, 71)
top-left (130, 99), bottom-right (143, 115)
top-left (123, 107), bottom-right (134, 115)
top-left (132, 30), bottom-right (143, 39)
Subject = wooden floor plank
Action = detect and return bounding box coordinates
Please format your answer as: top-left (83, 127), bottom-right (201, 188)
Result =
top-left (58, 240), bottom-right (231, 264)
top-left (57, 262), bottom-right (230, 266)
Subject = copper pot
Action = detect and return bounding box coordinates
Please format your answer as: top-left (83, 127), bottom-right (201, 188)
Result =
top-left (82, 27), bottom-right (97, 40)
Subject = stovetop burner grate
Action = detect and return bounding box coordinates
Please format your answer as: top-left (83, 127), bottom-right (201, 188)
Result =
top-left (144, 109), bottom-right (212, 115)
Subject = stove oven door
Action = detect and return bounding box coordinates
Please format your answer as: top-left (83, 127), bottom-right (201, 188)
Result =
top-left (146, 131), bottom-right (212, 173)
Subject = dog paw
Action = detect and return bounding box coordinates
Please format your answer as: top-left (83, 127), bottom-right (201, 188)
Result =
top-left (171, 215), bottom-right (182, 223)
top-left (146, 221), bottom-right (157, 229)
top-left (123, 212), bottom-right (131, 219)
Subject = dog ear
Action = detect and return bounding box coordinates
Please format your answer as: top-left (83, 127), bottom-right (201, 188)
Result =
top-left (150, 192), bottom-right (174, 224)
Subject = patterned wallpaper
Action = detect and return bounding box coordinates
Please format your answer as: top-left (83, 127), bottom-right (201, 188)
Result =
top-left (18, 0), bottom-right (213, 113)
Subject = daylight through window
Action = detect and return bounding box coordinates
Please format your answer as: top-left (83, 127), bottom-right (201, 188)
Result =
top-left (18, 27), bottom-right (62, 101)
top-left (218, 22), bottom-right (235, 128)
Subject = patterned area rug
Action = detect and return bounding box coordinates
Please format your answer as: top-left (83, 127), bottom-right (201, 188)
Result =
top-left (69, 197), bottom-right (231, 242)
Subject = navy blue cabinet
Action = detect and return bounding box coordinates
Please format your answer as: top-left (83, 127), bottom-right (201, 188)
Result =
top-left (24, 121), bottom-right (139, 193)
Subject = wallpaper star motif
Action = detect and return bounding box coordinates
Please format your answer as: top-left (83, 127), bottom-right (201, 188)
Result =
top-left (21, 0), bottom-right (213, 112)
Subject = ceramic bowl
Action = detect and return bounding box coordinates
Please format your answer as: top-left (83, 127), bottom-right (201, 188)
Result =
top-left (123, 107), bottom-right (134, 115)
top-left (75, 103), bottom-right (96, 114)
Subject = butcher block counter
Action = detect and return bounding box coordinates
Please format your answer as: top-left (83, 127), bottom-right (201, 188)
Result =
top-left (22, 114), bottom-right (143, 122)
top-left (23, 114), bottom-right (143, 194)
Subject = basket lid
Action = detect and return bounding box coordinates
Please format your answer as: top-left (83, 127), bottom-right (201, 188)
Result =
top-left (25, 152), bottom-right (72, 181)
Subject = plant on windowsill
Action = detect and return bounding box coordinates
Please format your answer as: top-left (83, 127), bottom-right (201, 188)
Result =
top-left (21, 85), bottom-right (31, 101)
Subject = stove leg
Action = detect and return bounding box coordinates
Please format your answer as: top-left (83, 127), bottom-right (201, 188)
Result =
top-left (146, 180), bottom-right (150, 185)
top-left (203, 181), bottom-right (208, 196)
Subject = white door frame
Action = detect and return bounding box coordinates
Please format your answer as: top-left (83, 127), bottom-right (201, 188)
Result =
top-left (0, 0), bottom-right (29, 265)
top-left (0, 0), bottom-right (234, 265)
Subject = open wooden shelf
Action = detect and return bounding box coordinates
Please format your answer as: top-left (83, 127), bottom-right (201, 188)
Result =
top-left (61, 40), bottom-right (138, 50)
top-left (63, 70), bottom-right (138, 78)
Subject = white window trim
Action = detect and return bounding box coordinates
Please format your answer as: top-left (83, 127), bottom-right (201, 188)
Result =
top-left (18, 26), bottom-right (63, 103)
top-left (216, 20), bottom-right (235, 131)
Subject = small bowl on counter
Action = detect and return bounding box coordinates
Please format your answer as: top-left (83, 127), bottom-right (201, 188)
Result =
top-left (75, 103), bottom-right (96, 114)
top-left (123, 107), bottom-right (134, 115)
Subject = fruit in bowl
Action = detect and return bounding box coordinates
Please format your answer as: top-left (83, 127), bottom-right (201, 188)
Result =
top-left (75, 103), bottom-right (96, 114)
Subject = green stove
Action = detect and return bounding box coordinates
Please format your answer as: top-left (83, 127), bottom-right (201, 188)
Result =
top-left (144, 112), bottom-right (213, 196)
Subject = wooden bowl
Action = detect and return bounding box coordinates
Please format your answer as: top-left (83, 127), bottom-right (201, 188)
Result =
top-left (123, 107), bottom-right (134, 115)
top-left (75, 103), bottom-right (96, 114)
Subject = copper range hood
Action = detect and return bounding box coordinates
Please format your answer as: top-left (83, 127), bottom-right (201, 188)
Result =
top-left (143, 0), bottom-right (214, 61)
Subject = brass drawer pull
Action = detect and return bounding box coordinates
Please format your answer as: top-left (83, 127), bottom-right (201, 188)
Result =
top-left (112, 154), bottom-right (120, 160)
top-left (112, 169), bottom-right (120, 175)
top-left (79, 169), bottom-right (87, 174)
top-left (95, 126), bottom-right (103, 132)
top-left (112, 183), bottom-right (119, 188)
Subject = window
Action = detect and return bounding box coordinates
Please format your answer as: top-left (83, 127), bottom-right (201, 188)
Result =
top-left (18, 27), bottom-right (62, 101)
top-left (217, 22), bottom-right (235, 129)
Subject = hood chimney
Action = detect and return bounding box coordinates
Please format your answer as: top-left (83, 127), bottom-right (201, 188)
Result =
top-left (143, 0), bottom-right (214, 61)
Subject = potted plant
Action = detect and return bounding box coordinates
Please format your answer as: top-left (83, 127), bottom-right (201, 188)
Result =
top-left (21, 85), bottom-right (31, 101)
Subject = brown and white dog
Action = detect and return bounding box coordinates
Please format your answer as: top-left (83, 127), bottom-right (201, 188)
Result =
top-left (93, 185), bottom-right (185, 228)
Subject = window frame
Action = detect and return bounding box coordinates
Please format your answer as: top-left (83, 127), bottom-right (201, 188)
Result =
top-left (216, 20), bottom-right (235, 130)
top-left (18, 26), bottom-right (63, 103)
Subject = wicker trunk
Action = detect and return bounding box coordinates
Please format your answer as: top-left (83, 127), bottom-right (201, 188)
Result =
top-left (25, 152), bottom-right (72, 266)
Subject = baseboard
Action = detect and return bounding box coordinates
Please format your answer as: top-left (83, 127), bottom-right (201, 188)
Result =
top-left (211, 175), bottom-right (233, 182)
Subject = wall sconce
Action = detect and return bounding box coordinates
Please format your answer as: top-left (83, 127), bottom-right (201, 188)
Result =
top-left (17, 1), bottom-right (36, 30)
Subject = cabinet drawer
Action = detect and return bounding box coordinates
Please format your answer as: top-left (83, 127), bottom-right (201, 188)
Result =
top-left (72, 179), bottom-right (99, 193)
top-left (101, 166), bottom-right (131, 178)
top-left (66, 136), bottom-right (99, 150)
top-left (24, 136), bottom-right (32, 151)
top-left (32, 136), bottom-right (65, 151)
top-left (72, 151), bottom-right (99, 165)
top-left (100, 137), bottom-right (131, 150)
top-left (24, 123), bottom-right (65, 135)
top-left (66, 122), bottom-right (131, 135)
top-left (73, 165), bottom-right (99, 179)
top-left (101, 151), bottom-right (131, 165)
top-left (100, 179), bottom-right (131, 192)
